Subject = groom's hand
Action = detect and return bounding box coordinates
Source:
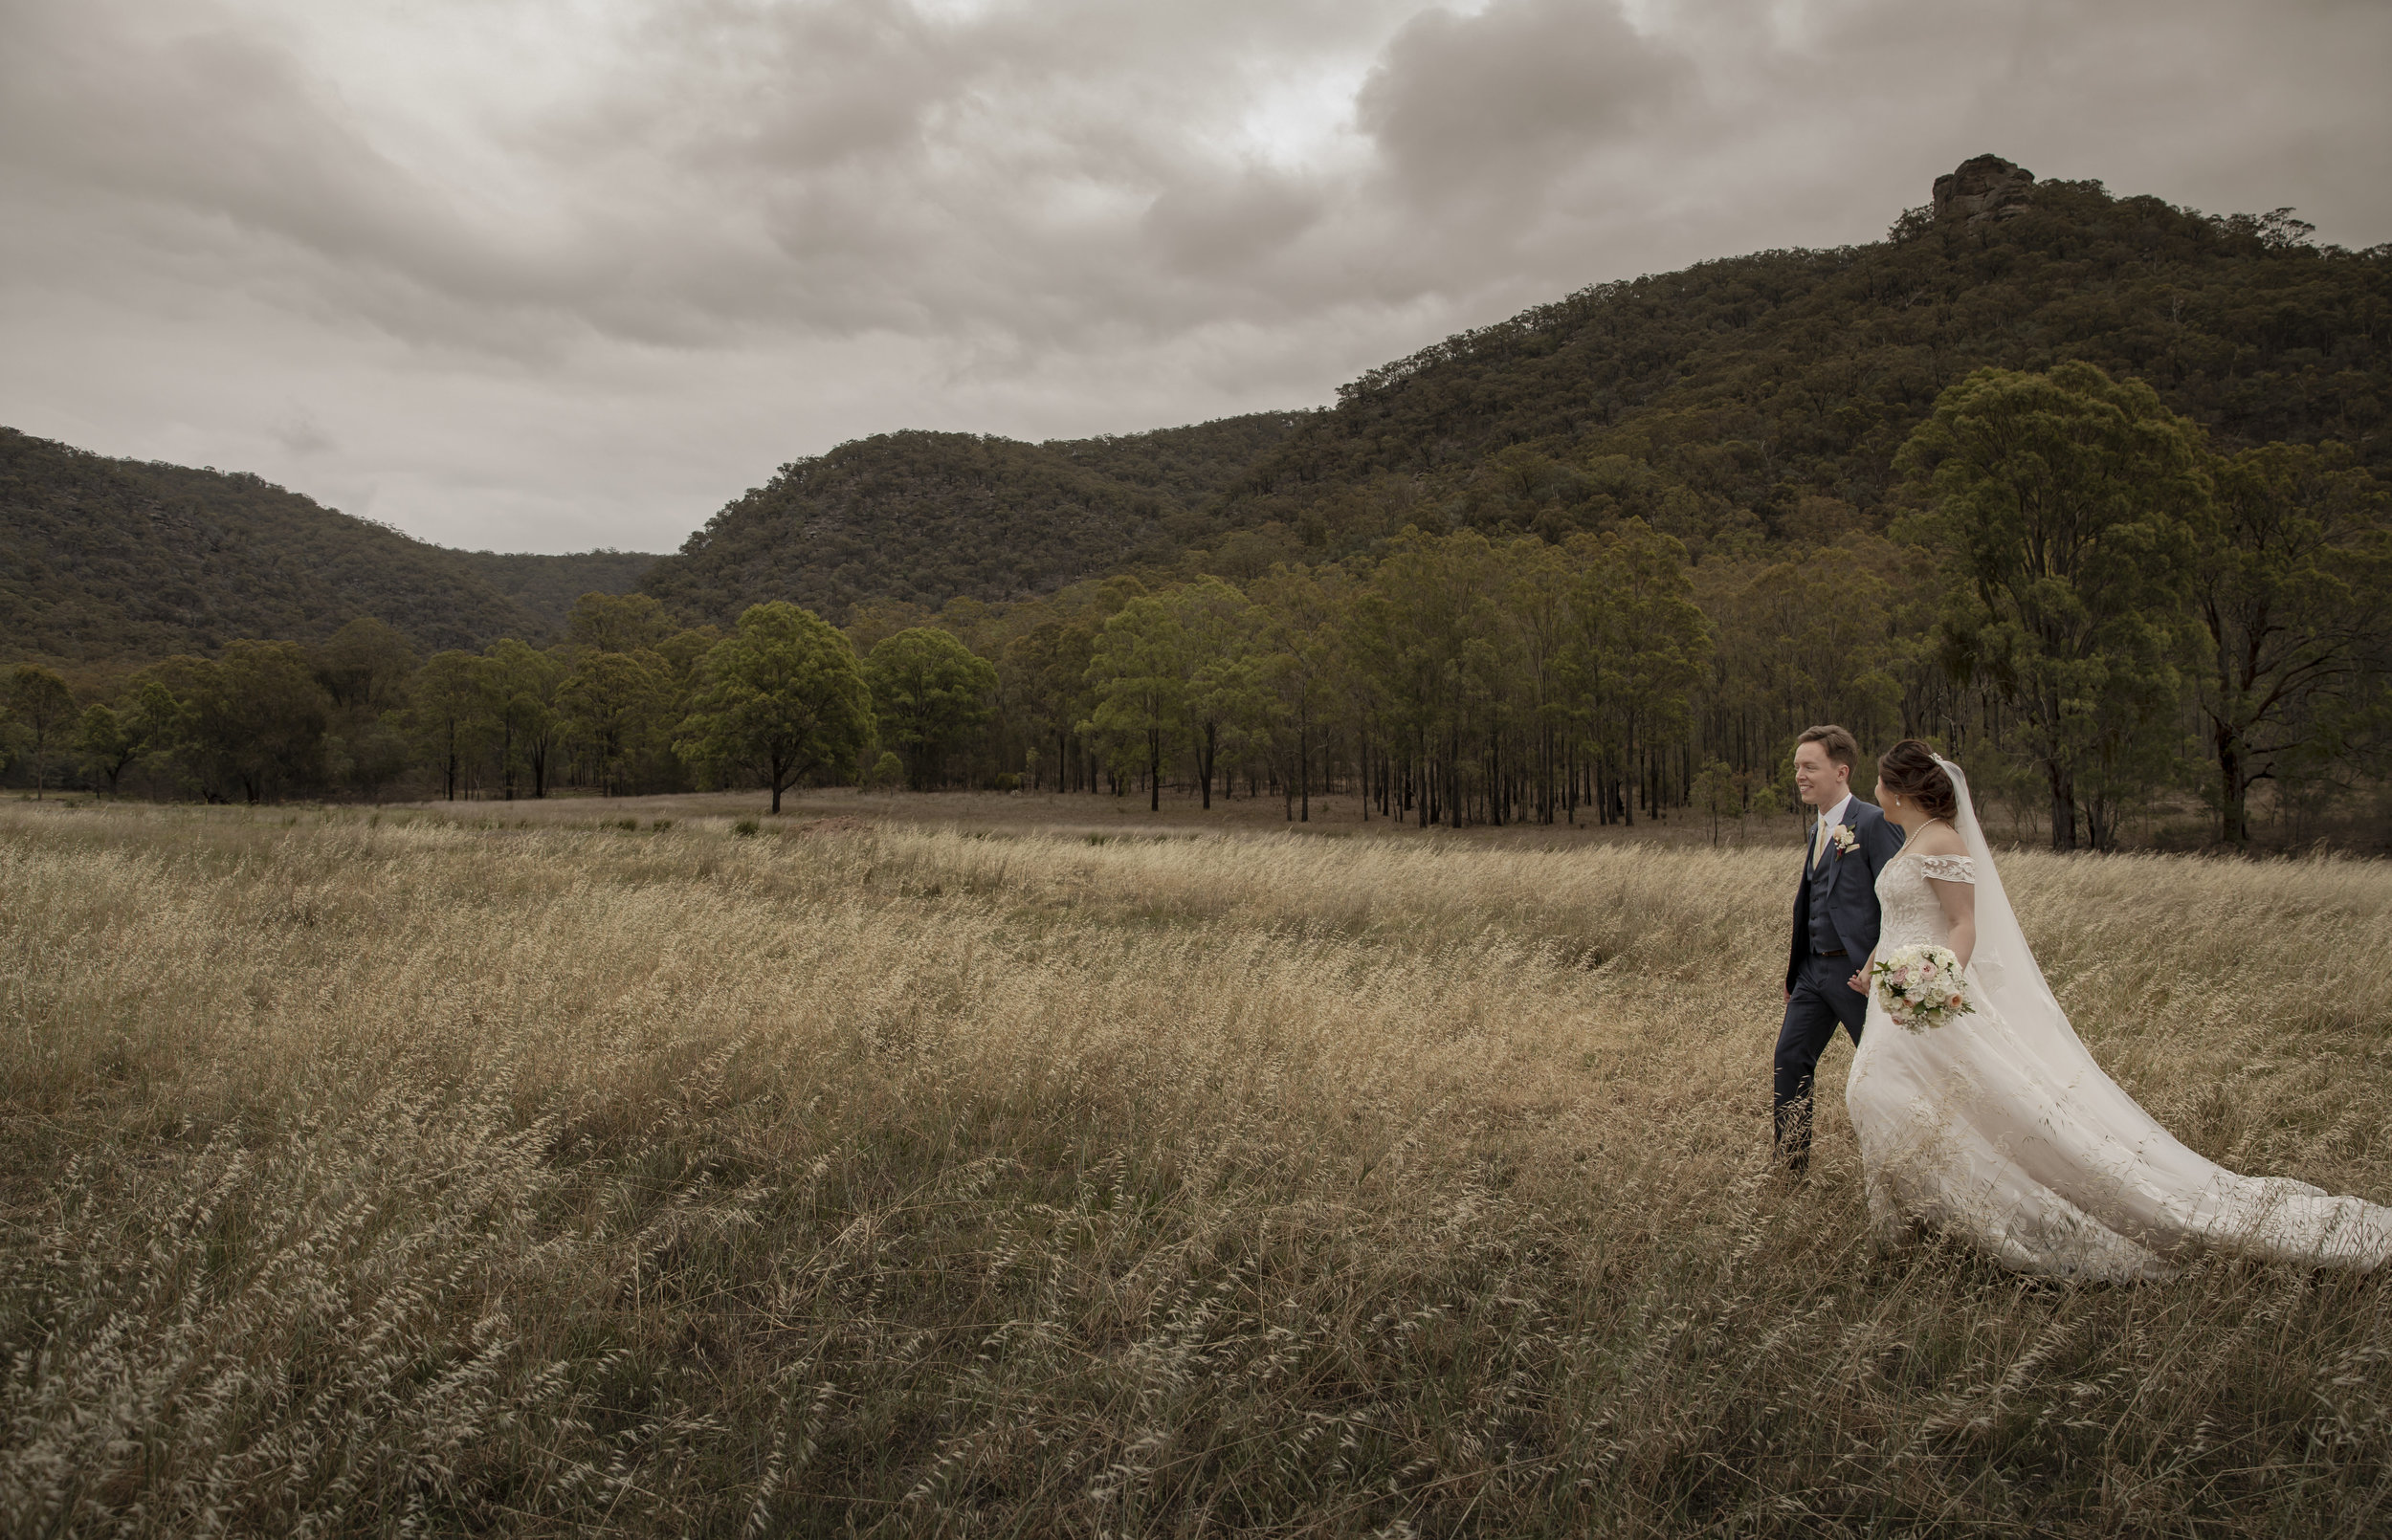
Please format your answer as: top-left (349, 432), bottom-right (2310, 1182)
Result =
top-left (1846, 969), bottom-right (1870, 995)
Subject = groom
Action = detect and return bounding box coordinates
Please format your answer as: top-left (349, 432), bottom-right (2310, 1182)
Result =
top-left (1775, 724), bottom-right (1904, 1172)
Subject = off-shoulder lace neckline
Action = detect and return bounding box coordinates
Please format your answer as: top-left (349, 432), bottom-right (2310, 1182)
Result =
top-left (1904, 850), bottom-right (1976, 882)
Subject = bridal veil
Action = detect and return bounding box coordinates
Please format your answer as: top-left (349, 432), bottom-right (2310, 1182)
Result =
top-left (1849, 756), bottom-right (2392, 1278)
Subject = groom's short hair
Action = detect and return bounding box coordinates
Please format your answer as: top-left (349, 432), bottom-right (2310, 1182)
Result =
top-left (1797, 724), bottom-right (1858, 770)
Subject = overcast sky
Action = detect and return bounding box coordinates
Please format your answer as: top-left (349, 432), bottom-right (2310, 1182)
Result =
top-left (3, 0), bottom-right (2386, 555)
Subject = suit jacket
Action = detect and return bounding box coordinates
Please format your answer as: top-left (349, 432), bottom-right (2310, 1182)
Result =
top-left (1785, 798), bottom-right (1907, 995)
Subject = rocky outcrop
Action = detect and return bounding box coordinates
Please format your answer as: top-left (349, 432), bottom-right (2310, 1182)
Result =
top-left (1933, 155), bottom-right (2034, 224)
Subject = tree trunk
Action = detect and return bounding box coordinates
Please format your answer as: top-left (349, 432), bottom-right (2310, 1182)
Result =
top-left (1298, 710), bottom-right (1310, 823)
top-left (2047, 762), bottom-right (2077, 851)
top-left (1148, 726), bottom-right (1161, 812)
top-left (2215, 726), bottom-right (2249, 847)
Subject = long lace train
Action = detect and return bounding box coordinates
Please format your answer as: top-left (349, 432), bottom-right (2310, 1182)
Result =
top-left (1841, 762), bottom-right (2392, 1282)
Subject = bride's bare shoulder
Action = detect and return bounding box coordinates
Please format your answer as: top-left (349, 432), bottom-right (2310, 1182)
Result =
top-left (1907, 824), bottom-right (1968, 858)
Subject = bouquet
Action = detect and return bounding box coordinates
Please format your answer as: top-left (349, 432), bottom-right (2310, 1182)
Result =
top-left (1871, 944), bottom-right (1973, 1032)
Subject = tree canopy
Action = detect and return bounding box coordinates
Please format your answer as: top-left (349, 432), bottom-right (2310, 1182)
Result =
top-left (679, 603), bottom-right (875, 813)
top-left (862, 627), bottom-right (998, 793)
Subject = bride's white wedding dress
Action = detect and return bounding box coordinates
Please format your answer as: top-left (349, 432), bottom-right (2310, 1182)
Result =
top-left (1844, 759), bottom-right (2392, 1282)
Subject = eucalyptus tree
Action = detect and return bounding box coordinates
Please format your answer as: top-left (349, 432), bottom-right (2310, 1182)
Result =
top-left (317, 618), bottom-right (418, 717)
top-left (560, 649), bottom-right (673, 797)
top-left (565, 591), bottom-right (676, 654)
top-left (7, 665), bottom-right (76, 798)
top-left (2191, 442), bottom-right (2391, 846)
top-left (1500, 539), bottom-right (1576, 824)
top-left (679, 602), bottom-right (875, 813)
top-left (863, 627), bottom-right (998, 790)
top-left (78, 680), bottom-right (184, 798)
top-left (193, 642), bottom-right (334, 804)
top-left (77, 702), bottom-right (141, 796)
top-left (1349, 530), bottom-right (1509, 826)
top-left (477, 638), bottom-right (566, 800)
top-left (1002, 619), bottom-right (1095, 791)
top-left (316, 619), bottom-right (418, 799)
top-left (1556, 521), bottom-right (1712, 826)
top-left (1246, 564), bottom-right (1350, 821)
top-left (1083, 593), bottom-right (1190, 811)
top-left (1169, 577), bottom-right (1273, 810)
top-left (410, 650), bottom-right (485, 803)
top-left (1900, 363), bottom-right (2206, 849)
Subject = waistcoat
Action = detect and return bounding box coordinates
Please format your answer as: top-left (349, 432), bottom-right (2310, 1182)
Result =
top-left (1806, 826), bottom-right (1842, 953)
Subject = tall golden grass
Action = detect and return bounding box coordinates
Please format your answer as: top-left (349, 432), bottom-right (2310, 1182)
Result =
top-left (3, 799), bottom-right (2388, 1536)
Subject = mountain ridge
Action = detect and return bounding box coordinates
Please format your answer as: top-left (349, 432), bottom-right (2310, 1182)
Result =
top-left (0, 427), bottom-right (661, 669)
top-left (7, 155), bottom-right (2386, 663)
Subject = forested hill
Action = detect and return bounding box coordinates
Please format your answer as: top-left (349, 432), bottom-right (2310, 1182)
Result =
top-left (638, 412), bottom-right (1305, 626)
top-left (454, 549), bottom-right (659, 634)
top-left (11, 156), bottom-right (2388, 665)
top-left (639, 157), bottom-right (2391, 619)
top-left (1217, 159), bottom-right (2392, 561)
top-left (0, 429), bottom-right (656, 666)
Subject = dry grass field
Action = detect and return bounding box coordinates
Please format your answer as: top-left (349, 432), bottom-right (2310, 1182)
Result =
top-left (3, 795), bottom-right (2390, 1537)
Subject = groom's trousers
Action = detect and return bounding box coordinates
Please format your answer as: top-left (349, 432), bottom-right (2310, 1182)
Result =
top-left (1774, 952), bottom-right (1869, 1171)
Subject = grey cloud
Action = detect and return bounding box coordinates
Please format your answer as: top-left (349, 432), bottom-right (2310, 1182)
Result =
top-left (0, 5), bottom-right (561, 311)
top-left (272, 407), bottom-right (335, 458)
top-left (1141, 168), bottom-right (1326, 277)
top-left (1, 0), bottom-right (2386, 553)
top-left (1358, 0), bottom-right (1689, 208)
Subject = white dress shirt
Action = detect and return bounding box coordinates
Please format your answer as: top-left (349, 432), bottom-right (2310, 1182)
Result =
top-left (1811, 790), bottom-right (1853, 868)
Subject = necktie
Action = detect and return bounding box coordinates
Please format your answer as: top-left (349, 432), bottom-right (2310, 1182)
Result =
top-left (1812, 813), bottom-right (1830, 865)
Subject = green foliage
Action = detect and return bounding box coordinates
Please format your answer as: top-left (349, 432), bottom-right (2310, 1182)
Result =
top-left (476, 638), bottom-right (566, 801)
top-left (677, 603), bottom-right (875, 813)
top-left (317, 619), bottom-right (417, 716)
top-left (453, 550), bottom-right (658, 633)
top-left (1902, 363), bottom-right (2208, 848)
top-left (6, 664), bottom-right (75, 725)
top-left (565, 592), bottom-right (676, 654)
top-left (7, 665), bottom-right (76, 796)
top-left (0, 429), bottom-right (545, 662)
top-left (1082, 592), bottom-right (1196, 812)
top-left (1347, 523), bottom-right (1713, 828)
top-left (1691, 758), bottom-right (1744, 845)
top-left (1247, 564), bottom-right (1347, 818)
top-left (409, 650), bottom-right (485, 803)
top-left (998, 577), bottom-right (1145, 795)
top-left (862, 627), bottom-right (998, 791)
top-left (640, 417), bottom-right (1304, 626)
top-left (8, 165), bottom-right (2390, 840)
top-left (2191, 442), bottom-right (2392, 845)
top-left (1227, 178), bottom-right (2392, 563)
top-left (76, 703), bottom-right (135, 794)
top-left (560, 649), bottom-right (675, 799)
top-left (185, 642), bottom-right (338, 805)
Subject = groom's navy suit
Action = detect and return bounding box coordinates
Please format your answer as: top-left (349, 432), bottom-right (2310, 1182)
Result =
top-left (1775, 794), bottom-right (1905, 1169)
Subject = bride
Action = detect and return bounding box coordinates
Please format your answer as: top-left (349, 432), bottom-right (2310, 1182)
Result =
top-left (1843, 739), bottom-right (2392, 1280)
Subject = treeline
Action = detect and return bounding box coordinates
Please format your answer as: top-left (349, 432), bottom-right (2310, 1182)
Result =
top-left (6, 364), bottom-right (2385, 851)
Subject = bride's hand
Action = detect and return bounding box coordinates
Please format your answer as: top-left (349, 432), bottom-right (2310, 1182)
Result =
top-left (1847, 967), bottom-right (1871, 995)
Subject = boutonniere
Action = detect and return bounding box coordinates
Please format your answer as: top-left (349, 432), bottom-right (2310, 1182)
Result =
top-left (1830, 824), bottom-right (1860, 858)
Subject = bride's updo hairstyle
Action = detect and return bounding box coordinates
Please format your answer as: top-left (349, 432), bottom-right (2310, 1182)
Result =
top-left (1876, 738), bottom-right (1960, 822)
